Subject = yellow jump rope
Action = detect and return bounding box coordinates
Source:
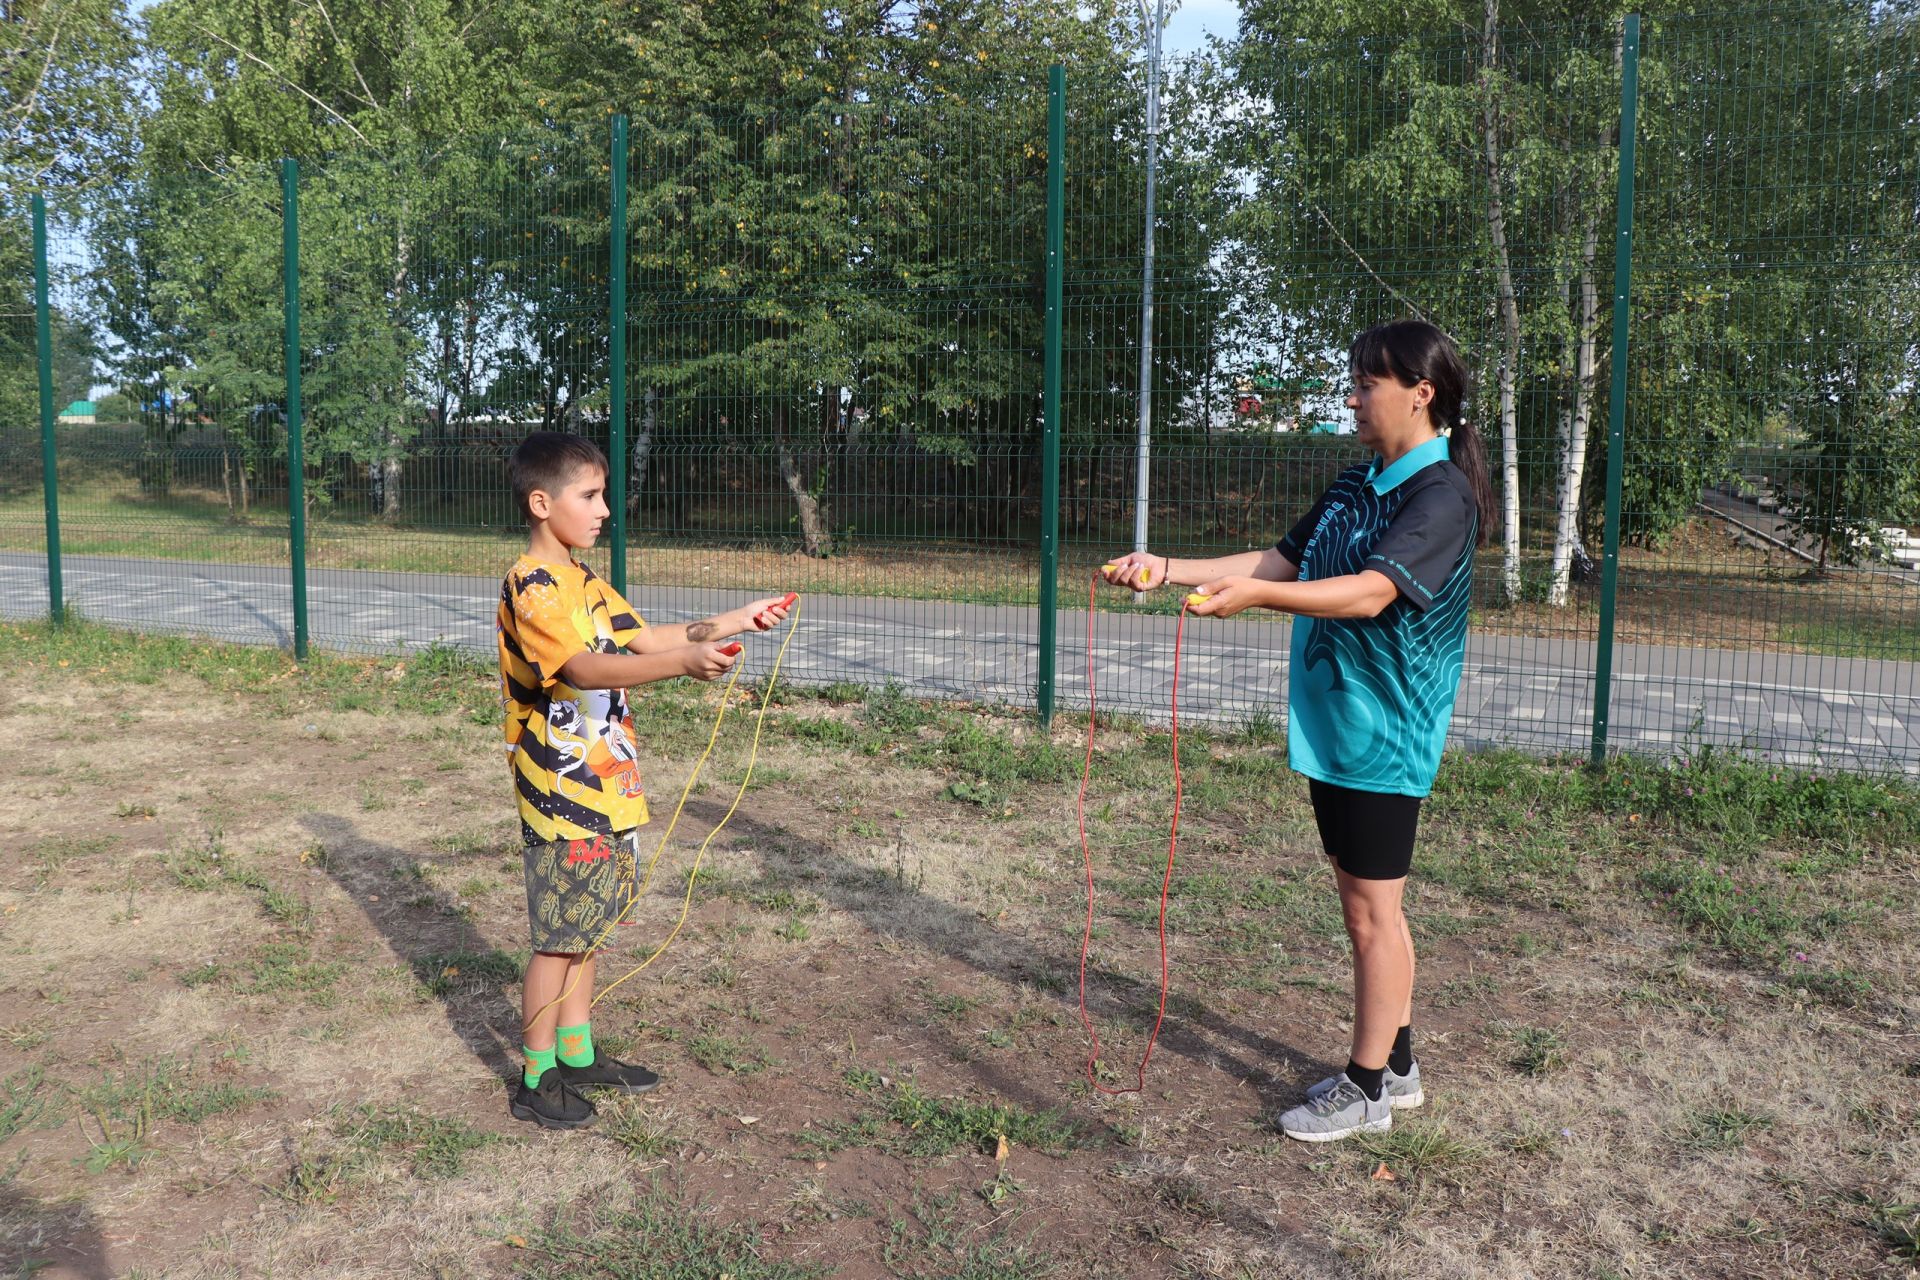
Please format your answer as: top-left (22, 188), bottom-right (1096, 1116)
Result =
top-left (520, 597), bottom-right (803, 1036)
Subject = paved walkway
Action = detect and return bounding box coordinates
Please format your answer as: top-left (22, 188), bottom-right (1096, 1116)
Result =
top-left (4, 551), bottom-right (1916, 774)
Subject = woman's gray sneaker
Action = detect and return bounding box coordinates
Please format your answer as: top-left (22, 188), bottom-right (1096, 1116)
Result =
top-left (1306, 1060), bottom-right (1423, 1110)
top-left (1279, 1074), bottom-right (1393, 1142)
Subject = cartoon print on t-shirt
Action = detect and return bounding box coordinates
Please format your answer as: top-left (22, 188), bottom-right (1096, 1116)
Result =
top-left (587, 712), bottom-right (644, 798)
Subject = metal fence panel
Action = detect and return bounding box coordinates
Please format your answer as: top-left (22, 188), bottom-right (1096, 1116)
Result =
top-left (1, 199), bottom-right (46, 602)
top-left (620, 89), bottom-right (1056, 705)
top-left (1615, 8), bottom-right (1920, 771)
top-left (15, 170), bottom-right (296, 644)
top-left (6, 6), bottom-right (1917, 775)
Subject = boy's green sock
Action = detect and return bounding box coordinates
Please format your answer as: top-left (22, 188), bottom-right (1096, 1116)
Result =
top-left (522, 1043), bottom-right (556, 1088)
top-left (556, 1028), bottom-right (591, 1066)
top-left (557, 1022), bottom-right (595, 1067)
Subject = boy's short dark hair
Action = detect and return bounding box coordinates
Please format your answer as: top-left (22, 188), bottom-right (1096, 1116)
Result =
top-left (509, 431), bottom-right (609, 522)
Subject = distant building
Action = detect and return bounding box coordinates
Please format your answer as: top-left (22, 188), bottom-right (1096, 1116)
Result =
top-left (58, 400), bottom-right (96, 424)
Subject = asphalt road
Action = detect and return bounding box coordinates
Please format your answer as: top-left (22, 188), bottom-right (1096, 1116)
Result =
top-left (5, 551), bottom-right (1915, 774)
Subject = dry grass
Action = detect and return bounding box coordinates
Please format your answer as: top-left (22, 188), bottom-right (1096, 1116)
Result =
top-left (0, 620), bottom-right (1914, 1278)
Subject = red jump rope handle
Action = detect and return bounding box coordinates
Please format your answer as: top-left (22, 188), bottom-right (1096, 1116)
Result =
top-left (753, 592), bottom-right (799, 631)
top-left (719, 642), bottom-right (744, 657)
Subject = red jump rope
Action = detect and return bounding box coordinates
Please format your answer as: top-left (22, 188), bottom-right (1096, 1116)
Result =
top-left (1075, 566), bottom-right (1209, 1096)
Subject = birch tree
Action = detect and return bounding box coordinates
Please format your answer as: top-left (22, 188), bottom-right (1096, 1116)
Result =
top-left (1230, 0), bottom-right (1634, 602)
top-left (2, 0), bottom-right (138, 436)
top-left (134, 0), bottom-right (531, 520)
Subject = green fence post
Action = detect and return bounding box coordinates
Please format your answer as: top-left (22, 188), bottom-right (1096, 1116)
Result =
top-left (1038, 66), bottom-right (1066, 727)
top-left (609, 114), bottom-right (630, 595)
top-left (1591, 14), bottom-right (1640, 767)
top-left (32, 194), bottom-right (63, 624)
top-left (282, 158), bottom-right (309, 661)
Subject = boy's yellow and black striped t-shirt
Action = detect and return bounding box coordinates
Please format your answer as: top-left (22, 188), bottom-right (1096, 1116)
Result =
top-left (496, 555), bottom-right (651, 843)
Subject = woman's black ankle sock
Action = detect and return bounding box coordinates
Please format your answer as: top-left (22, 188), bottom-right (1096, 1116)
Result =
top-left (1388, 1025), bottom-right (1413, 1076)
top-left (1345, 1060), bottom-right (1385, 1101)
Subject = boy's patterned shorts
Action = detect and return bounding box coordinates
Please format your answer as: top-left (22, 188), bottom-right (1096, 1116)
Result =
top-left (522, 829), bottom-right (641, 954)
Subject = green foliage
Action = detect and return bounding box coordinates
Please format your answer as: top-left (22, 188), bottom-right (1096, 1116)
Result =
top-left (597, 1098), bottom-right (687, 1160)
top-left (2, 0), bottom-right (141, 444)
top-left (241, 941), bottom-right (350, 1005)
top-left (345, 1104), bottom-right (502, 1179)
top-left (1355, 1118), bottom-right (1486, 1180)
top-left (1588, 747), bottom-right (1920, 848)
top-left (1504, 1025), bottom-right (1569, 1077)
top-left (0, 1068), bottom-right (50, 1143)
top-left (1229, 1), bottom-right (1920, 562)
top-left (1425, 745), bottom-right (1914, 1005)
top-left (810, 1071), bottom-right (1080, 1160)
top-left (862, 681), bottom-right (937, 732)
top-left (687, 1030), bottom-right (774, 1077)
top-left (80, 1057), bottom-right (271, 1126)
top-left (20, 0), bottom-right (1914, 593)
top-left (880, 1080), bottom-right (1079, 1157)
top-left (68, 1), bottom-right (1225, 550)
top-left (412, 949), bottom-right (526, 996)
top-left (1679, 1105), bottom-right (1774, 1153)
top-left (1435, 746), bottom-right (1920, 850)
top-left (881, 1189), bottom-right (1059, 1279)
top-left (0, 618), bottom-right (501, 723)
top-left (1870, 1202), bottom-right (1920, 1261)
top-left (830, 1074), bottom-right (1080, 1158)
top-left (77, 1055), bottom-right (272, 1172)
top-left (518, 1186), bottom-right (827, 1280)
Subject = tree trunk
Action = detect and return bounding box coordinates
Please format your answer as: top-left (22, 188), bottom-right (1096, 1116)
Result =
top-left (775, 406), bottom-right (832, 557)
top-left (1555, 271), bottom-right (1573, 482)
top-left (1548, 219), bottom-right (1602, 605)
top-left (631, 385), bottom-right (657, 514)
top-left (1481, 0), bottom-right (1524, 604)
top-left (222, 445), bottom-right (235, 518)
top-left (1549, 29), bottom-right (1628, 604)
top-left (457, 298), bottom-right (480, 428)
top-left (381, 210), bottom-right (412, 522)
top-left (821, 385), bottom-right (849, 534)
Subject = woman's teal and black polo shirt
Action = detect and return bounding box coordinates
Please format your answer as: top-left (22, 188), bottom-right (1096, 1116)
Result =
top-left (1276, 436), bottom-right (1478, 798)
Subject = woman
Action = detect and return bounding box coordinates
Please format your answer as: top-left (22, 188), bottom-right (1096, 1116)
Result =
top-left (1103, 319), bottom-right (1494, 1141)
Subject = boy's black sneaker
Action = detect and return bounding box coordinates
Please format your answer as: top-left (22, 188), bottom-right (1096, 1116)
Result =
top-left (510, 1070), bottom-right (597, 1129)
top-left (553, 1051), bottom-right (660, 1094)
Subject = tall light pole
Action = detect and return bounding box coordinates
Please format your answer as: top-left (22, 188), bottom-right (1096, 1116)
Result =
top-left (1132, 0), bottom-right (1167, 587)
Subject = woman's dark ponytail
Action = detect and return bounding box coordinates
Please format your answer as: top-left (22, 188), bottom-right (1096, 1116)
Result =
top-left (1349, 319), bottom-right (1497, 547)
top-left (1442, 418), bottom-right (1496, 549)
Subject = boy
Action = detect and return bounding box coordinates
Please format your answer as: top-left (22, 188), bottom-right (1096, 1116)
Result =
top-left (498, 431), bottom-right (792, 1128)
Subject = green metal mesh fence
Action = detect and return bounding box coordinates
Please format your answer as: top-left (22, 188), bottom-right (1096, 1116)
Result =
top-left (7, 7), bottom-right (1917, 773)
top-left (295, 131), bottom-right (610, 653)
top-left (621, 88), bottom-right (1055, 703)
top-left (1614, 8), bottom-right (1920, 770)
top-left (1066, 29), bottom-right (1631, 752)
top-left (0, 202), bottom-right (42, 580)
top-left (24, 170), bottom-right (293, 643)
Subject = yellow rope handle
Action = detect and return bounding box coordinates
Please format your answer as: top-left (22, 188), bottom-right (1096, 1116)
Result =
top-left (518, 600), bottom-right (801, 1036)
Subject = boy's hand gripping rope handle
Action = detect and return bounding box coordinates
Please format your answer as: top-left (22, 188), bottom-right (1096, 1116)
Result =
top-left (521, 596), bottom-right (803, 1037)
top-left (1078, 570), bottom-right (1189, 1096)
top-left (591, 598), bottom-right (800, 1008)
